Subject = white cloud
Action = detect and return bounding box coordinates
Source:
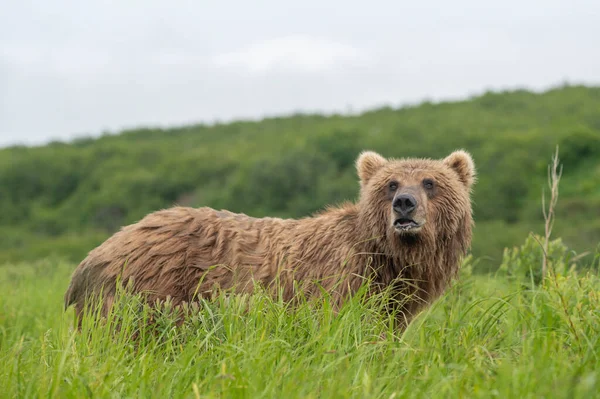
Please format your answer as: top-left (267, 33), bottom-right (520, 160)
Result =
top-left (1, 0), bottom-right (599, 147)
top-left (212, 35), bottom-right (370, 73)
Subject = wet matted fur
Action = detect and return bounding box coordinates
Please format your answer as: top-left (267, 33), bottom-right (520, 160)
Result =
top-left (65, 150), bottom-right (476, 327)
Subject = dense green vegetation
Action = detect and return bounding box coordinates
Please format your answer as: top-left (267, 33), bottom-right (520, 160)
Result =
top-left (1, 84), bottom-right (599, 269)
top-left (1, 235), bottom-right (599, 398)
top-left (2, 84), bottom-right (600, 398)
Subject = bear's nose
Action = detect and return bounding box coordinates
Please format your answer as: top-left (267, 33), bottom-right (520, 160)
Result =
top-left (393, 194), bottom-right (417, 215)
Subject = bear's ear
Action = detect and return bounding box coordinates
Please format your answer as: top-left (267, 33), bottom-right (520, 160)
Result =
top-left (443, 150), bottom-right (476, 187)
top-left (356, 151), bottom-right (387, 184)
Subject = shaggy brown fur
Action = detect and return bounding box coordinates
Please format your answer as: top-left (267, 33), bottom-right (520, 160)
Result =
top-left (64, 150), bottom-right (476, 327)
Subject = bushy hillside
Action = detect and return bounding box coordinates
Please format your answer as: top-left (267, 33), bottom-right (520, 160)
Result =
top-left (1, 84), bottom-right (599, 268)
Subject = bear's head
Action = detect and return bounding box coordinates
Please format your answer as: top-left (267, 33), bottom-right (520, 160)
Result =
top-left (356, 150), bottom-right (476, 248)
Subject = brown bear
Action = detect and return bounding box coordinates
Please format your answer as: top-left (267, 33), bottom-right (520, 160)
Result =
top-left (64, 150), bottom-right (475, 327)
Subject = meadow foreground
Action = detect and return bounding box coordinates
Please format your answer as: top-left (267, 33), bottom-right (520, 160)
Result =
top-left (1, 234), bottom-right (599, 398)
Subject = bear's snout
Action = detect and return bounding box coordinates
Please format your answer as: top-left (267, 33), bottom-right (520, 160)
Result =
top-left (391, 191), bottom-right (426, 233)
top-left (393, 194), bottom-right (417, 216)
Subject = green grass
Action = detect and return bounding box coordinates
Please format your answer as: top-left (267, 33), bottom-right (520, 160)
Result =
top-left (1, 238), bottom-right (599, 399)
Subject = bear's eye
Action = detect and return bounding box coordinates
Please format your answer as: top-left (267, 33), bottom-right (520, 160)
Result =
top-left (422, 179), bottom-right (435, 190)
top-left (388, 181), bottom-right (398, 192)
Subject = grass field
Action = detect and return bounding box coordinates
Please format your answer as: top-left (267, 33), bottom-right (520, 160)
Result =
top-left (1, 234), bottom-right (599, 398)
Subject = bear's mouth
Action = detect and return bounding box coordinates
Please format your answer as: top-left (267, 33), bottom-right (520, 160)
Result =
top-left (393, 218), bottom-right (422, 232)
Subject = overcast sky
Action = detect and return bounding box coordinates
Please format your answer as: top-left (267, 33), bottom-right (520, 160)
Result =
top-left (1, 0), bottom-right (599, 147)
